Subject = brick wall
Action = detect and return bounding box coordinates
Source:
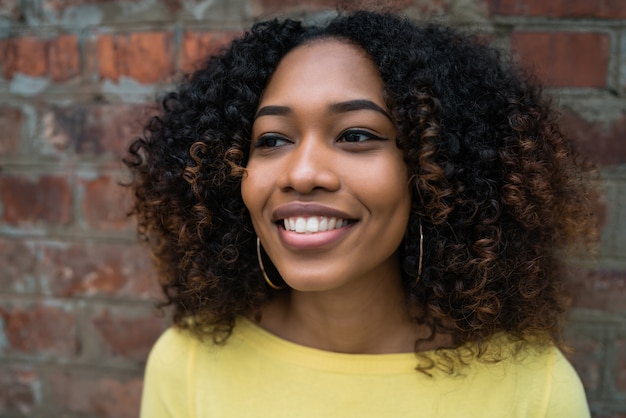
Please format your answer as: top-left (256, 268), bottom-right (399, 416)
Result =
top-left (0, 0), bottom-right (624, 416)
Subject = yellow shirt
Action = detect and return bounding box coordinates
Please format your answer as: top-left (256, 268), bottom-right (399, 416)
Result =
top-left (141, 317), bottom-right (590, 417)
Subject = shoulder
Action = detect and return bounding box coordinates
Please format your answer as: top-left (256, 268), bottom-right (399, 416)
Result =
top-left (140, 327), bottom-right (201, 418)
top-left (488, 340), bottom-right (590, 418)
top-left (542, 347), bottom-right (591, 418)
top-left (145, 326), bottom-right (201, 377)
top-left (452, 337), bottom-right (590, 418)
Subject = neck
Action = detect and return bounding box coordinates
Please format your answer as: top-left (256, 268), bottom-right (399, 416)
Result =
top-left (258, 267), bottom-right (421, 354)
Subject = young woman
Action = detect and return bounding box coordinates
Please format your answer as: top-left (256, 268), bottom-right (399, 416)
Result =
top-left (126, 11), bottom-right (595, 417)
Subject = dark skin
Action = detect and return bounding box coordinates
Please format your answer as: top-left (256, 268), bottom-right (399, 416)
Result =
top-left (242, 40), bottom-right (451, 354)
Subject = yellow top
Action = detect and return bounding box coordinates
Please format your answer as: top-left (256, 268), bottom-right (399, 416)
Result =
top-left (141, 317), bottom-right (590, 418)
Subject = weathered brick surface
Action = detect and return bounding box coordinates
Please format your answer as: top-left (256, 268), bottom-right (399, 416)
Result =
top-left (592, 188), bottom-right (608, 234)
top-left (488, 0), bottom-right (626, 19)
top-left (43, 103), bottom-right (153, 158)
top-left (96, 32), bottom-right (174, 84)
top-left (560, 110), bottom-right (626, 167)
top-left (50, 372), bottom-right (143, 418)
top-left (49, 34), bottom-right (80, 82)
top-left (79, 174), bottom-right (134, 231)
top-left (511, 31), bottom-right (610, 88)
top-left (251, 0), bottom-right (336, 14)
top-left (0, 299), bottom-right (77, 357)
top-left (39, 242), bottom-right (160, 299)
top-left (570, 269), bottom-right (626, 313)
top-left (0, 36), bottom-right (48, 79)
top-left (0, 174), bottom-right (73, 226)
top-left (250, 0), bottom-right (429, 15)
top-left (0, 35), bottom-right (80, 81)
top-left (43, 0), bottom-right (141, 9)
top-left (617, 339), bottom-right (626, 393)
top-left (0, 0), bottom-right (625, 416)
top-left (0, 0), bottom-right (21, 19)
top-left (0, 367), bottom-right (39, 416)
top-left (0, 239), bottom-right (38, 293)
top-left (0, 106), bottom-right (23, 156)
top-left (568, 336), bottom-right (602, 393)
top-left (90, 306), bottom-right (168, 363)
top-left (181, 31), bottom-right (239, 73)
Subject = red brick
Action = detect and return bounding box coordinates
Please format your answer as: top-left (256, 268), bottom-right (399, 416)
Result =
top-left (96, 32), bottom-right (174, 84)
top-left (511, 31), bottom-right (609, 88)
top-left (44, 103), bottom-right (154, 158)
top-left (0, 35), bottom-right (79, 81)
top-left (0, 174), bottom-right (72, 226)
top-left (567, 337), bottom-right (601, 392)
top-left (80, 174), bottom-right (134, 231)
top-left (561, 109), bottom-right (626, 167)
top-left (50, 373), bottom-right (142, 418)
top-left (96, 34), bottom-right (116, 81)
top-left (0, 36), bottom-right (47, 79)
top-left (251, 0), bottom-right (423, 14)
top-left (589, 188), bottom-right (608, 234)
top-left (40, 242), bottom-right (160, 299)
top-left (181, 31), bottom-right (239, 73)
top-left (0, 106), bottom-right (23, 156)
top-left (91, 307), bottom-right (167, 362)
top-left (0, 299), bottom-right (77, 357)
top-left (570, 269), bottom-right (626, 313)
top-left (0, 0), bottom-right (20, 19)
top-left (0, 367), bottom-right (39, 415)
top-left (250, 0), bottom-right (335, 14)
top-left (617, 339), bottom-right (626, 392)
top-left (42, 0), bottom-right (141, 10)
top-left (359, 0), bottom-right (448, 14)
top-left (488, 0), bottom-right (626, 19)
top-left (49, 34), bottom-right (80, 82)
top-left (0, 239), bottom-right (38, 293)
top-left (0, 39), bottom-right (9, 77)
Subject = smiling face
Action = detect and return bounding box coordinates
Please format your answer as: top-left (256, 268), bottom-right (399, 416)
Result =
top-left (241, 39), bottom-right (411, 292)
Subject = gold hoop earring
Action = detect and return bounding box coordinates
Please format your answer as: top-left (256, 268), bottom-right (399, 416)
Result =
top-left (257, 237), bottom-right (285, 290)
top-left (417, 220), bottom-right (424, 284)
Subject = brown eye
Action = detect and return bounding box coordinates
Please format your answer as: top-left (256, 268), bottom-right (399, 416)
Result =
top-left (338, 129), bottom-right (386, 143)
top-left (254, 134), bottom-right (291, 148)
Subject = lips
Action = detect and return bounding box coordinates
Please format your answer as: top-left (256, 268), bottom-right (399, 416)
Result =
top-left (272, 203), bottom-right (357, 248)
top-left (283, 216), bottom-right (351, 233)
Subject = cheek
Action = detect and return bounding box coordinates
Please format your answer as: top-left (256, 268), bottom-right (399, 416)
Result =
top-left (241, 163), bottom-right (272, 220)
top-left (365, 161), bottom-right (411, 211)
top-left (240, 169), bottom-right (257, 215)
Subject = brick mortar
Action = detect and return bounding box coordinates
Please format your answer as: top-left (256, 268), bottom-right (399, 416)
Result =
top-left (491, 16), bottom-right (626, 29)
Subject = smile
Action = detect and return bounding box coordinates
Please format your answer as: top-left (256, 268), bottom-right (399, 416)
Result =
top-left (282, 216), bottom-right (353, 234)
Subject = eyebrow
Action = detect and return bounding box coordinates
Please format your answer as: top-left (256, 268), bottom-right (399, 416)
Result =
top-left (254, 99), bottom-right (393, 121)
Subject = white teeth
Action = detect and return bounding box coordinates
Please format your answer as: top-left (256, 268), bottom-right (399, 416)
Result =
top-left (319, 217), bottom-right (328, 232)
top-left (295, 217), bottom-right (307, 233)
top-left (282, 216), bottom-right (350, 234)
top-left (306, 217), bottom-right (319, 232)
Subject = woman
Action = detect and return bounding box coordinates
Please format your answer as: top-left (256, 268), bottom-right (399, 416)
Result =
top-left (126, 11), bottom-right (595, 417)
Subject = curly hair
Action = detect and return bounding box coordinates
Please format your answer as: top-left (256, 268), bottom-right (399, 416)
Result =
top-left (125, 11), bottom-right (596, 371)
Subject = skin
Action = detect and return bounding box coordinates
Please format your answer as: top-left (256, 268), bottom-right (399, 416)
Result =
top-left (241, 39), bottom-right (422, 354)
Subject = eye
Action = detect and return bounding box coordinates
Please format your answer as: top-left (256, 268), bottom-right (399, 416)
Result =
top-left (253, 134), bottom-right (291, 148)
top-left (337, 129), bottom-right (386, 143)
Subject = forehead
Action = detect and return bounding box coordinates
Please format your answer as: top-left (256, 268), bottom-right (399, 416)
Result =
top-left (259, 39), bottom-right (385, 106)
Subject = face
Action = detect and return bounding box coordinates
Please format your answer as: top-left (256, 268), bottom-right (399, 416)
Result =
top-left (241, 40), bottom-right (411, 292)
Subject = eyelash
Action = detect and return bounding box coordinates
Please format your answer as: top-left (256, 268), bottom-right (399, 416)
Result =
top-left (337, 129), bottom-right (386, 143)
top-left (253, 134), bottom-right (291, 148)
top-left (253, 129), bottom-right (386, 148)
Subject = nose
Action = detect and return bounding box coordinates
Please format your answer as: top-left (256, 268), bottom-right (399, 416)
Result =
top-left (276, 137), bottom-right (340, 194)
